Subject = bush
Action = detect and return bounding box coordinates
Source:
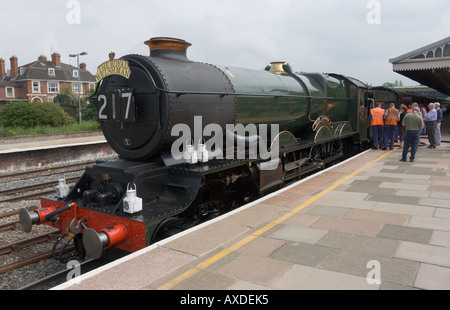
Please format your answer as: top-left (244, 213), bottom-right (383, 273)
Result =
top-left (0, 127), bottom-right (16, 137)
top-left (0, 101), bottom-right (74, 128)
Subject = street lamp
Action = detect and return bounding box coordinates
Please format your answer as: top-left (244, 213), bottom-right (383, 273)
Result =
top-left (69, 51), bottom-right (88, 124)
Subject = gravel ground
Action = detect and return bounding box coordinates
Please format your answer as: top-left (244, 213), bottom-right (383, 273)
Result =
top-left (0, 200), bottom-right (71, 290)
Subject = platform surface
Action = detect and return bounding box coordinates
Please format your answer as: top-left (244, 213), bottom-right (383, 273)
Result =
top-left (53, 132), bottom-right (450, 291)
top-left (0, 132), bottom-right (106, 154)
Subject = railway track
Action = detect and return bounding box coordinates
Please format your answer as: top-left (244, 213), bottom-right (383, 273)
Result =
top-left (0, 177), bottom-right (80, 203)
top-left (0, 161), bottom-right (96, 182)
top-left (0, 205), bottom-right (81, 289)
top-left (0, 161), bottom-right (101, 289)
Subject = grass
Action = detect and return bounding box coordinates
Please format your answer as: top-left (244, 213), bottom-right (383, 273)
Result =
top-left (0, 120), bottom-right (101, 137)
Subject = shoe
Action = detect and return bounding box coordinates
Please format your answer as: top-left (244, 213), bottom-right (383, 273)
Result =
top-left (410, 159), bottom-right (414, 162)
top-left (372, 146), bottom-right (378, 150)
top-left (399, 159), bottom-right (406, 162)
top-left (381, 147), bottom-right (387, 151)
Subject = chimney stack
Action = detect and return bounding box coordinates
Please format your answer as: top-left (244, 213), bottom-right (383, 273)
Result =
top-left (80, 62), bottom-right (86, 70)
top-left (10, 55), bottom-right (18, 78)
top-left (38, 55), bottom-right (48, 61)
top-left (144, 37), bottom-right (192, 62)
top-left (0, 58), bottom-right (5, 80)
top-left (51, 52), bottom-right (61, 67)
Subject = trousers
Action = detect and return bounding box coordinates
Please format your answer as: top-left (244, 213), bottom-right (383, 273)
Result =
top-left (402, 130), bottom-right (420, 161)
top-left (384, 125), bottom-right (397, 150)
top-left (426, 121), bottom-right (436, 147)
top-left (372, 125), bottom-right (385, 148)
top-left (436, 122), bottom-right (441, 145)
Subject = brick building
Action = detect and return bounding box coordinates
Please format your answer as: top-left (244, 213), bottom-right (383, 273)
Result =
top-left (0, 52), bottom-right (96, 108)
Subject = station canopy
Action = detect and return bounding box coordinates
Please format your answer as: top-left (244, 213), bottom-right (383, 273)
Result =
top-left (389, 36), bottom-right (450, 96)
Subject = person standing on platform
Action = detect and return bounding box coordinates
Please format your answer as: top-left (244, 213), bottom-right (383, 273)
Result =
top-left (398, 104), bottom-right (408, 148)
top-left (419, 104), bottom-right (427, 135)
top-left (435, 102), bottom-right (443, 146)
top-left (384, 103), bottom-right (400, 150)
top-left (400, 107), bottom-right (424, 163)
top-left (425, 102), bottom-right (437, 149)
top-left (370, 102), bottom-right (386, 150)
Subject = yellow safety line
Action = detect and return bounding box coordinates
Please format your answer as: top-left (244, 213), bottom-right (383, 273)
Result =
top-left (158, 149), bottom-right (396, 290)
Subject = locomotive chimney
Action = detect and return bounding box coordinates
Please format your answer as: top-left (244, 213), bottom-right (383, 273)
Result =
top-left (144, 37), bottom-right (192, 62)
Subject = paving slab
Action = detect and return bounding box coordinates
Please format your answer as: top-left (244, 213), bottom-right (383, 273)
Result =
top-left (318, 249), bottom-right (419, 287)
top-left (311, 217), bottom-right (383, 237)
top-left (270, 225), bottom-right (328, 244)
top-left (377, 224), bottom-right (433, 244)
top-left (419, 198), bottom-right (450, 209)
top-left (218, 254), bottom-right (292, 285)
top-left (407, 216), bottom-right (450, 232)
top-left (306, 205), bottom-right (351, 217)
top-left (372, 202), bottom-right (435, 217)
top-left (343, 209), bottom-right (410, 226)
top-left (270, 242), bottom-right (334, 267)
top-left (316, 231), bottom-right (400, 257)
top-left (430, 231), bottom-right (450, 248)
top-left (414, 264), bottom-right (450, 290)
top-left (269, 265), bottom-right (378, 290)
top-left (435, 208), bottom-right (450, 219)
top-left (395, 241), bottom-right (450, 267)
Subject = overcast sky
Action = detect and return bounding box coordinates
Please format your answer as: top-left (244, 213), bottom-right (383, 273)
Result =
top-left (1, 0), bottom-right (449, 86)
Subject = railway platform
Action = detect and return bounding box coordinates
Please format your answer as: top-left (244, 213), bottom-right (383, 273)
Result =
top-left (52, 131), bottom-right (450, 291)
top-left (0, 132), bottom-right (114, 173)
top-left (0, 131), bottom-right (106, 154)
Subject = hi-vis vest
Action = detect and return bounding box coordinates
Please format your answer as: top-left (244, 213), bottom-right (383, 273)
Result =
top-left (370, 108), bottom-right (385, 126)
top-left (385, 108), bottom-right (399, 126)
top-left (421, 108), bottom-right (427, 121)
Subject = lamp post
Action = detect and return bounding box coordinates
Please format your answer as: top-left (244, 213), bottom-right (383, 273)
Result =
top-left (69, 52), bottom-right (87, 124)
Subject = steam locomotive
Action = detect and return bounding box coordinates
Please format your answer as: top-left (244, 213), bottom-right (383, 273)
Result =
top-left (19, 37), bottom-right (372, 261)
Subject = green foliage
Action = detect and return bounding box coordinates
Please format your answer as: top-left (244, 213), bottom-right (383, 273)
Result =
top-left (82, 88), bottom-right (99, 122)
top-left (383, 80), bottom-right (403, 88)
top-left (53, 84), bottom-right (79, 118)
top-left (0, 101), bottom-right (74, 128)
top-left (0, 120), bottom-right (100, 137)
top-left (0, 127), bottom-right (16, 137)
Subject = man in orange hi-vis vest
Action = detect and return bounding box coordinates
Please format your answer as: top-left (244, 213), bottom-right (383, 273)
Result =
top-left (384, 103), bottom-right (400, 150)
top-left (370, 102), bottom-right (386, 150)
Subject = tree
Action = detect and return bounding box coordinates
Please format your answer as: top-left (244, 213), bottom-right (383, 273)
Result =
top-left (383, 80), bottom-right (403, 87)
top-left (0, 101), bottom-right (74, 128)
top-left (53, 84), bottom-right (78, 118)
top-left (82, 88), bottom-right (99, 122)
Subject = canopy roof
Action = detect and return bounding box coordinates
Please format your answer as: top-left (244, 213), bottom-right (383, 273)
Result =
top-left (389, 37), bottom-right (450, 96)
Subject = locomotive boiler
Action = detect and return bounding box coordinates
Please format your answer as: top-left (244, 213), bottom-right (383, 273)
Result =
top-left (19, 37), bottom-right (370, 261)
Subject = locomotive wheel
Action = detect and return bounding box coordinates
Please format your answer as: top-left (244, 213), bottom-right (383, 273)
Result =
top-left (150, 217), bottom-right (184, 244)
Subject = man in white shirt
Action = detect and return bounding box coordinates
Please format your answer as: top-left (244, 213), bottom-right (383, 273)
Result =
top-left (435, 102), bottom-right (443, 146)
top-left (424, 103), bottom-right (437, 149)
